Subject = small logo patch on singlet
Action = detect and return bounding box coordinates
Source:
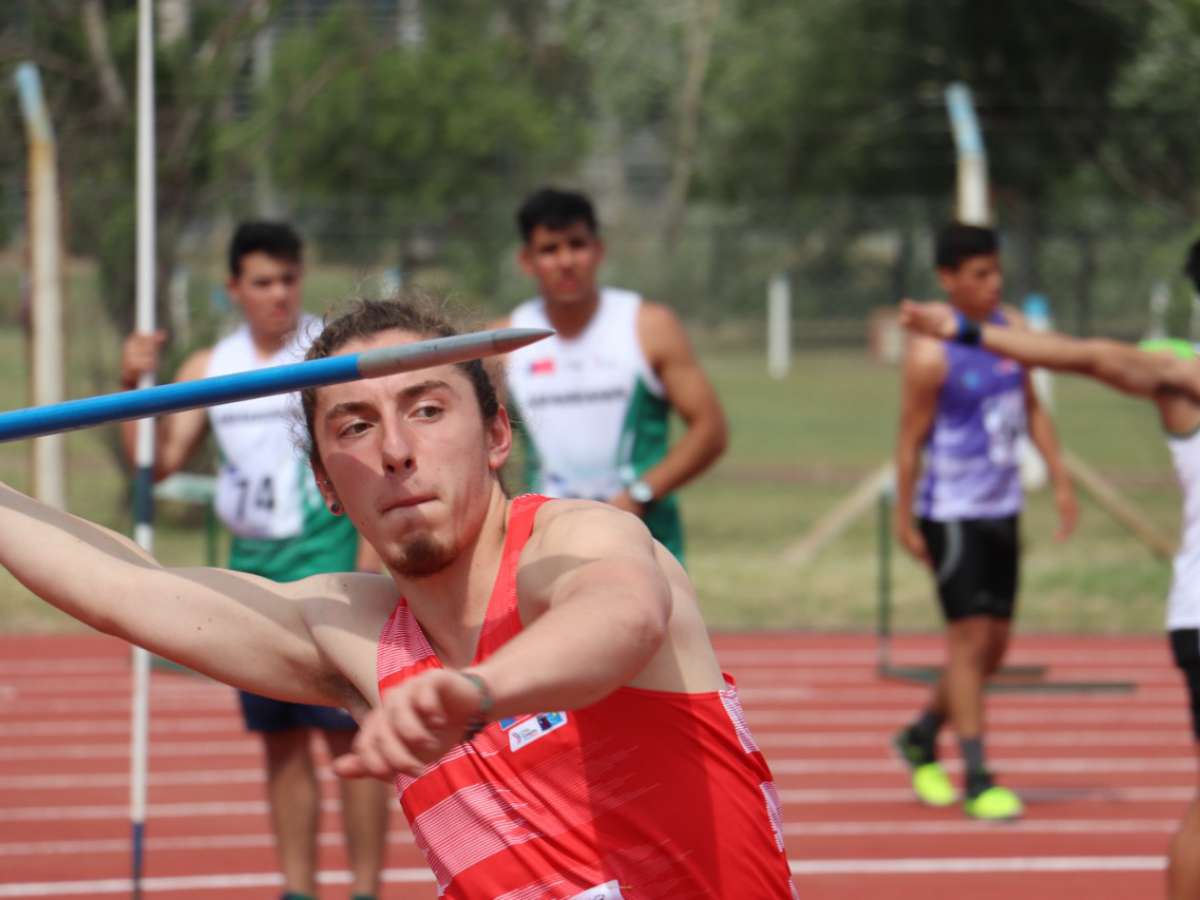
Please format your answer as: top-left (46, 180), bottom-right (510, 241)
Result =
top-left (568, 879), bottom-right (624, 899)
top-left (498, 711), bottom-right (568, 752)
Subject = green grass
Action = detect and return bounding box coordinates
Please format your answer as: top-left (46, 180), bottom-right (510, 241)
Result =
top-left (679, 351), bottom-right (1175, 634)
top-left (0, 260), bottom-right (1181, 634)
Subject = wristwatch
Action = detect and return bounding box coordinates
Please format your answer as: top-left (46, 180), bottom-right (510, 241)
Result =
top-left (628, 479), bottom-right (654, 504)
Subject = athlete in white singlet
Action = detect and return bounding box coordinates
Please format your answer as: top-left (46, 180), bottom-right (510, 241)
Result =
top-left (900, 242), bottom-right (1200, 900)
top-left (119, 223), bottom-right (388, 900)
top-left (498, 188), bottom-right (728, 562)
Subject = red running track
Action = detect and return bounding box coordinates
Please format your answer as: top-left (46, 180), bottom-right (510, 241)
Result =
top-left (0, 632), bottom-right (1190, 898)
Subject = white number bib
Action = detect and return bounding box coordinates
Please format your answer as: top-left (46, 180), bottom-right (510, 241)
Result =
top-left (981, 390), bottom-right (1025, 467)
top-left (214, 459), bottom-right (305, 540)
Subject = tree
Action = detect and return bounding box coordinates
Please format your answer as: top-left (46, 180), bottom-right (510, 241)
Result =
top-left (233, 1), bottom-right (590, 301)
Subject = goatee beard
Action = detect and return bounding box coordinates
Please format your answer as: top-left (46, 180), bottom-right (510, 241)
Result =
top-left (394, 534), bottom-right (454, 578)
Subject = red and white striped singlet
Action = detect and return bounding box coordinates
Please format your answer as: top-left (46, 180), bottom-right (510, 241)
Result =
top-left (377, 494), bottom-right (797, 898)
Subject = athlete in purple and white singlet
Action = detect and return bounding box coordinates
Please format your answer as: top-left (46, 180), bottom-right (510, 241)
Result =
top-left (916, 311), bottom-right (1026, 522)
top-left (892, 223), bottom-right (1076, 823)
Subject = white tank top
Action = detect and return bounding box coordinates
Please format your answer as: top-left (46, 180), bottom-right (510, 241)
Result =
top-left (506, 288), bottom-right (666, 501)
top-left (205, 314), bottom-right (323, 540)
top-left (1167, 427), bottom-right (1200, 630)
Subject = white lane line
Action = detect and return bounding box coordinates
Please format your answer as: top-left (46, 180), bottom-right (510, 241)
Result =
top-left (2, 722), bottom-right (1185, 748)
top-left (0, 740), bottom-right (257, 761)
top-left (0, 697), bottom-right (236, 714)
top-left (0, 768), bottom-right (270, 790)
top-left (729, 667), bottom-right (1180, 684)
top-left (788, 854), bottom-right (1164, 875)
top-left (0, 856), bottom-right (1164, 895)
top-left (2, 799), bottom-right (337, 822)
top-left (779, 785), bottom-right (1196, 804)
top-left (738, 687), bottom-right (1184, 703)
top-left (0, 818), bottom-right (1176, 860)
top-left (2, 687), bottom-right (1181, 710)
top-left (0, 717), bottom-right (239, 738)
top-left (0, 659), bottom-right (126, 676)
top-left (5, 742), bottom-right (1194, 787)
top-left (3, 783), bottom-right (1194, 823)
top-left (786, 818), bottom-right (1176, 836)
top-left (0, 866), bottom-right (436, 897)
top-left (0, 829), bottom-right (416, 857)
top-left (758, 729), bottom-right (1191, 748)
top-left (717, 648), bottom-right (1170, 666)
top-left (0, 678), bottom-right (223, 695)
top-left (771, 756), bottom-right (1198, 775)
top-left (748, 708), bottom-right (1188, 725)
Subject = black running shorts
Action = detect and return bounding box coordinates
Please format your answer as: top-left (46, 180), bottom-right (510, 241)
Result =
top-left (1170, 629), bottom-right (1200, 740)
top-left (917, 515), bottom-right (1020, 621)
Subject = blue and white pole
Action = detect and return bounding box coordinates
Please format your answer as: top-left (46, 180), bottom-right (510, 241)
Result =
top-left (945, 82), bottom-right (990, 226)
top-left (130, 1), bottom-right (155, 895)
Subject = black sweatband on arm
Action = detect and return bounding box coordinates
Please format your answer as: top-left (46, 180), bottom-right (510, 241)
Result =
top-left (954, 311), bottom-right (982, 346)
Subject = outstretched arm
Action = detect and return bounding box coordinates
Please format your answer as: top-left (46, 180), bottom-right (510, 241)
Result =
top-left (899, 300), bottom-right (1200, 401)
top-left (0, 483), bottom-right (350, 706)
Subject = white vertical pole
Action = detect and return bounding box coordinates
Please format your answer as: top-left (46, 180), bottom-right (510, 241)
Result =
top-left (1146, 279), bottom-right (1169, 341)
top-left (945, 82), bottom-right (989, 226)
top-left (13, 64), bottom-right (66, 510)
top-left (130, 0), bottom-right (157, 895)
top-left (767, 272), bottom-right (791, 379)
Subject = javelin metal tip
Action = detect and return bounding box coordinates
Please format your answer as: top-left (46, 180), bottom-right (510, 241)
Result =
top-left (490, 327), bottom-right (555, 352)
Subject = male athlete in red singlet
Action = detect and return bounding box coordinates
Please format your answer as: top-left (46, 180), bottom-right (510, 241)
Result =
top-left (0, 298), bottom-right (797, 899)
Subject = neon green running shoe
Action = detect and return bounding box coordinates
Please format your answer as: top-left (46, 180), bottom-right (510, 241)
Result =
top-left (909, 762), bottom-right (958, 807)
top-left (893, 728), bottom-right (957, 806)
top-left (963, 784), bottom-right (1023, 820)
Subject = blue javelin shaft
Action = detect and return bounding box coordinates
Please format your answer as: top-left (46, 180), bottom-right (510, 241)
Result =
top-left (0, 327), bottom-right (551, 442)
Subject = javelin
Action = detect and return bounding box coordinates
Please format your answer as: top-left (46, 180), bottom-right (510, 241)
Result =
top-left (0, 327), bottom-right (551, 442)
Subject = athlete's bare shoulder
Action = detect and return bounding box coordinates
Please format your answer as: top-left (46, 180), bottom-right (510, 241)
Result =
top-left (175, 346), bottom-right (215, 382)
top-left (523, 498), bottom-right (653, 561)
top-left (902, 330), bottom-right (947, 381)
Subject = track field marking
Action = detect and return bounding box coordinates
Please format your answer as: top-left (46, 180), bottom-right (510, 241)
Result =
top-left (785, 818), bottom-right (1177, 836)
top-left (787, 855), bottom-right (1164, 875)
top-left (0, 867), bottom-right (437, 897)
top-left (0, 740), bottom-right (258, 761)
top-left (4, 783), bottom-right (1195, 821)
top-left (0, 659), bottom-right (127, 676)
top-left (747, 708), bottom-right (1188, 725)
top-left (771, 756), bottom-right (1198, 774)
top-left (779, 785), bottom-right (1195, 804)
top-left (717, 649), bottom-right (1172, 666)
top-left (0, 677), bottom-right (223, 695)
top-left (0, 829), bottom-right (416, 857)
top-left (0, 697), bottom-right (237, 714)
top-left (0, 717), bottom-right (238, 737)
top-left (758, 729), bottom-right (1191, 748)
top-left (738, 687), bottom-right (1185, 703)
top-left (729, 667), bottom-right (1181, 684)
top-left (0, 856), bottom-right (1164, 896)
top-left (0, 819), bottom-right (1178, 860)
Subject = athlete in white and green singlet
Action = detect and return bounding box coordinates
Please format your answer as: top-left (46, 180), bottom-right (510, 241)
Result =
top-left (119, 223), bottom-right (388, 900)
top-left (498, 188), bottom-right (728, 562)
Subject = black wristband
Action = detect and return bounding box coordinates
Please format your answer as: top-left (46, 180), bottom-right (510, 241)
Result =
top-left (954, 312), bottom-right (982, 346)
top-left (458, 670), bottom-right (493, 742)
